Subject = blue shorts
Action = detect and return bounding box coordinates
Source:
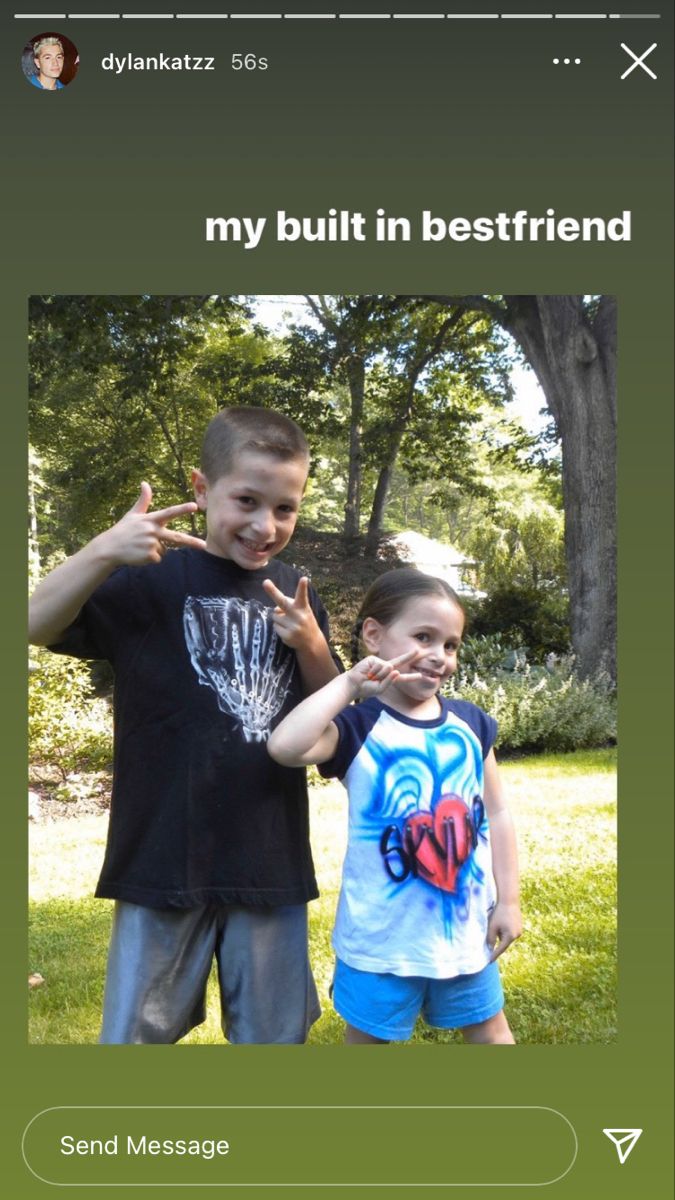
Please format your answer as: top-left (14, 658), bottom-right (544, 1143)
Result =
top-left (99, 901), bottom-right (320, 1045)
top-left (333, 958), bottom-right (504, 1041)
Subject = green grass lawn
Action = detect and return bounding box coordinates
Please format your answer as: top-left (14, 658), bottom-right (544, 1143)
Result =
top-left (29, 749), bottom-right (616, 1045)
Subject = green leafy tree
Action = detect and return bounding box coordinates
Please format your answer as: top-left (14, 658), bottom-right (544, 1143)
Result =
top-left (29, 295), bottom-right (262, 558)
top-left (293, 296), bottom-right (400, 538)
top-left (289, 297), bottom-right (512, 551)
top-left (362, 302), bottom-right (511, 554)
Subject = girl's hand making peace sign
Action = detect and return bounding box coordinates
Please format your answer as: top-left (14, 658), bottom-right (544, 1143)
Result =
top-left (346, 651), bottom-right (423, 700)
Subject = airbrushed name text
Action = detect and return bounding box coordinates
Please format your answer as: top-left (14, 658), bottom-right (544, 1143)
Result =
top-left (60, 1135), bottom-right (230, 1161)
top-left (102, 53), bottom-right (215, 73)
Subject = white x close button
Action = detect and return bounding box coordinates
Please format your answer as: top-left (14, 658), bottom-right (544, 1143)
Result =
top-left (620, 43), bottom-right (658, 81)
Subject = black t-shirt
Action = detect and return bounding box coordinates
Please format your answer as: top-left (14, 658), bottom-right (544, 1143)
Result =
top-left (51, 548), bottom-right (336, 909)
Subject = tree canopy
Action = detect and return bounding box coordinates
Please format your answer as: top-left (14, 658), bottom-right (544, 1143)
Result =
top-left (28, 293), bottom-right (596, 673)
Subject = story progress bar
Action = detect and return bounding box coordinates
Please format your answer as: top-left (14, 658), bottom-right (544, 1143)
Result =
top-left (11, 12), bottom-right (665, 22)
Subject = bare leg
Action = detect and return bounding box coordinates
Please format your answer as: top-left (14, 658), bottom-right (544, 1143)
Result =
top-left (344, 1023), bottom-right (389, 1045)
top-left (461, 1011), bottom-right (515, 1044)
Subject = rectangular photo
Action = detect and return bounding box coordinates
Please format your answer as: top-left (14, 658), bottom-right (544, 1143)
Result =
top-left (28, 293), bottom-right (617, 1046)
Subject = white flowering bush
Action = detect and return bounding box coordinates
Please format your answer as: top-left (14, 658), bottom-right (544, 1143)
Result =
top-left (29, 650), bottom-right (113, 794)
top-left (448, 646), bottom-right (616, 753)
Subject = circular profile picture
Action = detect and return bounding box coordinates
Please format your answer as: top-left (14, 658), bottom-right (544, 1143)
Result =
top-left (22, 31), bottom-right (79, 92)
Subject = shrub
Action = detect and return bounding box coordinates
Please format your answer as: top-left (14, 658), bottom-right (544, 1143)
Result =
top-left (29, 649), bottom-right (113, 792)
top-left (448, 656), bottom-right (616, 754)
top-left (470, 584), bottom-right (570, 661)
top-left (456, 632), bottom-right (517, 676)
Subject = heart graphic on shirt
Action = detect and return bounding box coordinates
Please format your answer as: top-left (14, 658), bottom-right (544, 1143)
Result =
top-left (404, 795), bottom-right (475, 893)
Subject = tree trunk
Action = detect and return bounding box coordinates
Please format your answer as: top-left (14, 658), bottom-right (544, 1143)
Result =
top-left (421, 294), bottom-right (617, 681)
top-left (503, 296), bottom-right (616, 681)
top-left (365, 458), bottom-right (397, 557)
top-left (343, 356), bottom-right (365, 539)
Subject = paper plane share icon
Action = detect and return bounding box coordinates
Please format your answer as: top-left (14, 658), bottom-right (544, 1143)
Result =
top-left (603, 1128), bottom-right (643, 1164)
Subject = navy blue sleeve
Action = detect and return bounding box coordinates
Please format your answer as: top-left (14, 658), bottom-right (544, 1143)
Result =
top-left (318, 698), bottom-right (382, 781)
top-left (445, 699), bottom-right (498, 758)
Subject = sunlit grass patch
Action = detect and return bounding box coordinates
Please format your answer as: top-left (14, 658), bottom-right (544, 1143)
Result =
top-left (29, 898), bottom-right (110, 1044)
top-left (30, 814), bottom-right (107, 902)
top-left (29, 750), bottom-right (616, 1045)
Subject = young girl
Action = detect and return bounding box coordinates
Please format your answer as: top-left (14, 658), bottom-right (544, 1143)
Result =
top-left (268, 568), bottom-right (521, 1045)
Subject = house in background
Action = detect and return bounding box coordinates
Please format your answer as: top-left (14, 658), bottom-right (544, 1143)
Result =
top-left (383, 530), bottom-right (485, 599)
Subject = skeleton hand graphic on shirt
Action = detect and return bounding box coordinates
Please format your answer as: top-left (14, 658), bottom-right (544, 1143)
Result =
top-left (184, 596), bottom-right (295, 742)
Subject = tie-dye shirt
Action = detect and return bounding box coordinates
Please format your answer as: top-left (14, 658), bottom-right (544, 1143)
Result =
top-left (319, 697), bottom-right (498, 979)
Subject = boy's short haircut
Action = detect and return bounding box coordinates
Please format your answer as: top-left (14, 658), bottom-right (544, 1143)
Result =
top-left (201, 406), bottom-right (310, 482)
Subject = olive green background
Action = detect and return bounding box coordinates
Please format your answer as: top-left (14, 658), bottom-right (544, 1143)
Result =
top-left (2, 3), bottom-right (672, 1198)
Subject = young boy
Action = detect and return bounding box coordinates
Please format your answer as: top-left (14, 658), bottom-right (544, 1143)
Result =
top-left (29, 406), bottom-right (340, 1044)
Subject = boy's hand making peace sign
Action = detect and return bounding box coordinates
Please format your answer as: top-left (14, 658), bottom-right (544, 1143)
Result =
top-left (103, 482), bottom-right (206, 566)
top-left (28, 482), bottom-right (206, 647)
top-left (262, 576), bottom-right (341, 696)
top-left (262, 576), bottom-right (320, 650)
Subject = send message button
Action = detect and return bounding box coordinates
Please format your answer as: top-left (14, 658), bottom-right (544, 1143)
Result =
top-left (24, 1105), bottom-right (577, 1187)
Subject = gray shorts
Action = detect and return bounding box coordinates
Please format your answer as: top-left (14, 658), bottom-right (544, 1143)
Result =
top-left (99, 900), bottom-right (320, 1045)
